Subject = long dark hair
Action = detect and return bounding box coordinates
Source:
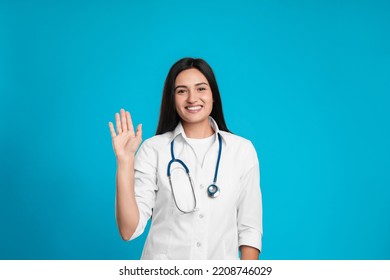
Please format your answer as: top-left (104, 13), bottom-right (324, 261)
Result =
top-left (156, 57), bottom-right (231, 135)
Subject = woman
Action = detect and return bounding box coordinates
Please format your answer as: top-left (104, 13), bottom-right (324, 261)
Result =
top-left (108, 58), bottom-right (262, 260)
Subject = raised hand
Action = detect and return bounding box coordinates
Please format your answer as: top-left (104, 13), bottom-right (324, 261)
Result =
top-left (108, 109), bottom-right (142, 161)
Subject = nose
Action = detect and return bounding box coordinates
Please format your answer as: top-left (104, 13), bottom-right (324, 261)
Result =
top-left (186, 89), bottom-right (198, 103)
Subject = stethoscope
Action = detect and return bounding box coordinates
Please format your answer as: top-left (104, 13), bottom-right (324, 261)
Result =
top-left (167, 133), bottom-right (222, 214)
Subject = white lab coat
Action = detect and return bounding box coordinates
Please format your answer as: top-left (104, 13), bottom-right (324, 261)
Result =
top-left (130, 117), bottom-right (262, 260)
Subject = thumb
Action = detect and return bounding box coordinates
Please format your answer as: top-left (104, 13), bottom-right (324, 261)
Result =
top-left (135, 123), bottom-right (142, 139)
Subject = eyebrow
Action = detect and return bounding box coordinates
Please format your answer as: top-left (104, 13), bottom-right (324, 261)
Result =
top-left (175, 82), bottom-right (209, 90)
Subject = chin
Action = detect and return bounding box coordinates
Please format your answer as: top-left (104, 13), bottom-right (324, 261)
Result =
top-left (180, 115), bottom-right (209, 125)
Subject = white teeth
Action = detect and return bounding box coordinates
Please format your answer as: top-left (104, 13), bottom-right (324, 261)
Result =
top-left (186, 106), bottom-right (202, 111)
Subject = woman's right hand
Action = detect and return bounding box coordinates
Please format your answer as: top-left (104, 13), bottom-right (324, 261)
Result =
top-left (108, 109), bottom-right (142, 162)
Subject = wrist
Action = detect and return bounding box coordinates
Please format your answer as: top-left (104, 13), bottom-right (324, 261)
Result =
top-left (116, 155), bottom-right (135, 165)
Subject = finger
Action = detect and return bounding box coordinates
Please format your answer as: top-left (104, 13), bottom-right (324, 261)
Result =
top-left (115, 113), bottom-right (122, 134)
top-left (120, 108), bottom-right (128, 132)
top-left (126, 111), bottom-right (134, 136)
top-left (135, 123), bottom-right (142, 139)
top-left (108, 122), bottom-right (116, 138)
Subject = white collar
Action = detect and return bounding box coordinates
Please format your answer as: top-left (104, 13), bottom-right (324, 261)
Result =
top-left (170, 116), bottom-right (226, 144)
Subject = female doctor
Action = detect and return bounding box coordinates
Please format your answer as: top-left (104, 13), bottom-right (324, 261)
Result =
top-left (108, 58), bottom-right (262, 260)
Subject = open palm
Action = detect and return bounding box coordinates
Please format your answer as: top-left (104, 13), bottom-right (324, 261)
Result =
top-left (108, 109), bottom-right (142, 160)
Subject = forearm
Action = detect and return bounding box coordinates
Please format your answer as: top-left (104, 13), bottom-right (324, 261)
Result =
top-left (240, 245), bottom-right (260, 260)
top-left (115, 156), bottom-right (139, 241)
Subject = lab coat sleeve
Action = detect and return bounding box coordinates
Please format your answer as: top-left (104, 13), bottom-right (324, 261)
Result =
top-left (237, 142), bottom-right (263, 252)
top-left (129, 139), bottom-right (158, 240)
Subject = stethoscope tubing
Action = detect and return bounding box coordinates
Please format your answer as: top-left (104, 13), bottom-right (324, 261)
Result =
top-left (167, 133), bottom-right (222, 213)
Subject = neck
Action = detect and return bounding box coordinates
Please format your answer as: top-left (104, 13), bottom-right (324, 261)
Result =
top-left (182, 119), bottom-right (214, 139)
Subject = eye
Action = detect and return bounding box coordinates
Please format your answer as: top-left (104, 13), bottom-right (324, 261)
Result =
top-left (198, 87), bottom-right (206, 92)
top-left (176, 89), bottom-right (187, 95)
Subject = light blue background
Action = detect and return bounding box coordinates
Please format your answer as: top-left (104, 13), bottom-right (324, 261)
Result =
top-left (1, 0), bottom-right (389, 260)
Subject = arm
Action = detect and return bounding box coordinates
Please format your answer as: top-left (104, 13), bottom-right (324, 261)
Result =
top-left (115, 156), bottom-right (139, 240)
top-left (237, 142), bottom-right (263, 258)
top-left (109, 109), bottom-right (143, 241)
top-left (240, 245), bottom-right (260, 260)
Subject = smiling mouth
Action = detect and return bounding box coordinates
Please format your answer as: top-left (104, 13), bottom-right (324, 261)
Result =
top-left (185, 105), bottom-right (203, 111)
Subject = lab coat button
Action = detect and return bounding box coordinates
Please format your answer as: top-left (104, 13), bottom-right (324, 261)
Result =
top-left (196, 242), bottom-right (201, 247)
top-left (199, 214), bottom-right (204, 219)
top-left (200, 184), bottom-right (204, 189)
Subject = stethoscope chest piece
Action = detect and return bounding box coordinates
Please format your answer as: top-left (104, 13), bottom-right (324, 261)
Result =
top-left (207, 184), bottom-right (220, 198)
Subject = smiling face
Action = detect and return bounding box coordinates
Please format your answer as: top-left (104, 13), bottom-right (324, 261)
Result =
top-left (174, 68), bottom-right (213, 129)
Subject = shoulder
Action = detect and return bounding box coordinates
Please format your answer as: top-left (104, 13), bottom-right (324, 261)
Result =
top-left (220, 131), bottom-right (256, 151)
top-left (220, 131), bottom-right (259, 166)
top-left (135, 132), bottom-right (172, 168)
top-left (137, 131), bottom-right (173, 153)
